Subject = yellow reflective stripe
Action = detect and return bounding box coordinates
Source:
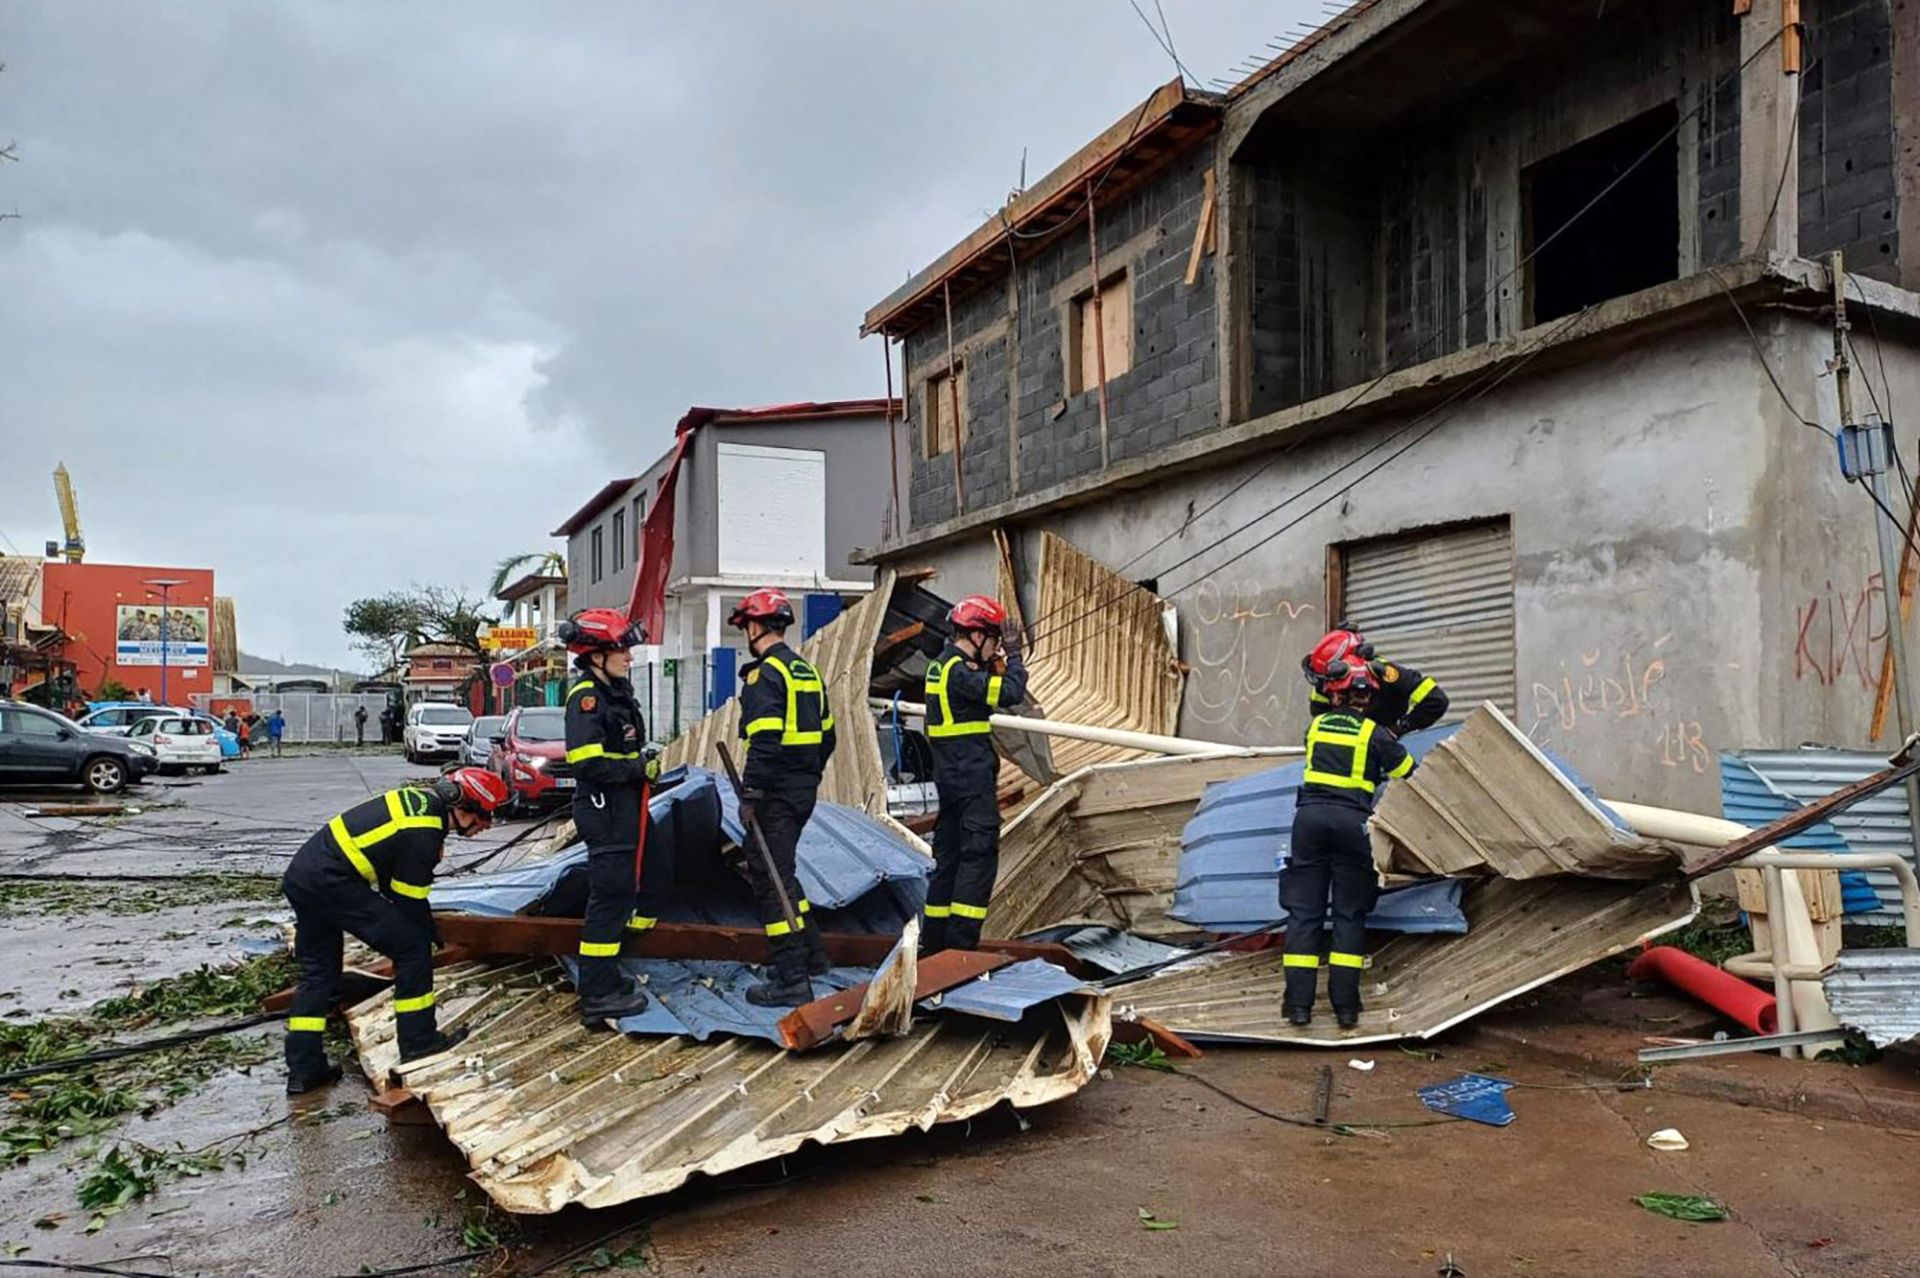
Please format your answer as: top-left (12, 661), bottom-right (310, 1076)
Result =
top-left (569, 680), bottom-right (595, 698)
top-left (579, 940), bottom-right (622, 957)
top-left (744, 716), bottom-right (785, 737)
top-left (566, 742), bottom-right (606, 762)
top-left (950, 902), bottom-right (989, 920)
top-left (931, 721), bottom-right (992, 737)
top-left (1282, 954), bottom-right (1320, 969)
top-left (985, 674), bottom-right (1004, 708)
top-left (1328, 952), bottom-right (1366, 969)
top-left (765, 919), bottom-right (795, 937)
top-left (329, 817), bottom-right (379, 885)
top-left (926, 654), bottom-right (992, 737)
top-left (626, 916), bottom-right (657, 932)
top-left (922, 903), bottom-right (952, 918)
top-left (389, 879), bottom-right (431, 900)
top-left (392, 991), bottom-right (436, 1014)
top-left (798, 898), bottom-right (812, 914)
top-left (1407, 676), bottom-right (1437, 707)
top-left (287, 1016), bottom-right (328, 1032)
top-left (1386, 753), bottom-right (1414, 779)
top-left (1303, 716), bottom-right (1378, 792)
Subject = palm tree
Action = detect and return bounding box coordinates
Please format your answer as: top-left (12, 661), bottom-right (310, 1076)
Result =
top-left (490, 550), bottom-right (566, 597)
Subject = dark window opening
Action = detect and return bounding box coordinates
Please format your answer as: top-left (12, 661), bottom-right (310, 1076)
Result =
top-left (1525, 104), bottom-right (1678, 324)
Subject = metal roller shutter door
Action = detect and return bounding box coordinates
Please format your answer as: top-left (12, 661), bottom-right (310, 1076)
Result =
top-left (1340, 520), bottom-right (1516, 717)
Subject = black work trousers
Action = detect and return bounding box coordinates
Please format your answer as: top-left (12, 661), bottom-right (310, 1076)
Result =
top-left (282, 854), bottom-right (435, 1070)
top-left (574, 784), bottom-right (657, 1001)
top-left (926, 780), bottom-right (999, 951)
top-left (747, 787), bottom-right (815, 936)
top-left (1281, 802), bottom-right (1379, 1016)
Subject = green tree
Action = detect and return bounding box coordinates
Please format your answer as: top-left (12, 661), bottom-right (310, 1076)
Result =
top-left (489, 551), bottom-right (565, 597)
top-left (342, 592), bottom-right (425, 673)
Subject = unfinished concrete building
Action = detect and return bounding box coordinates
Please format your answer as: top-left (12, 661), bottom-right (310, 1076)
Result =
top-left (859, 0), bottom-right (1920, 814)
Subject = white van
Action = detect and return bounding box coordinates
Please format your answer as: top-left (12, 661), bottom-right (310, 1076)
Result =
top-left (404, 702), bottom-right (474, 763)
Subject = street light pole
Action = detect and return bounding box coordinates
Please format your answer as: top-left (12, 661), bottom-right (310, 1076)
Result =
top-left (143, 578), bottom-right (188, 707)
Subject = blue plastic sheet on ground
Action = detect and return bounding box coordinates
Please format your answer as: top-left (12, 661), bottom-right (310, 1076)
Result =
top-left (1418, 1073), bottom-right (1516, 1127)
top-left (921, 959), bottom-right (1087, 1022)
top-left (1170, 726), bottom-right (1624, 932)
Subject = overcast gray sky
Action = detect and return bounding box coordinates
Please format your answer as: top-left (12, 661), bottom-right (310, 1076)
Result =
top-left (0, 2), bottom-right (1308, 669)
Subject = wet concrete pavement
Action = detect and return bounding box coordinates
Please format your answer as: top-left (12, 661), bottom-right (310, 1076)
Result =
top-left (5, 754), bottom-right (1920, 1275)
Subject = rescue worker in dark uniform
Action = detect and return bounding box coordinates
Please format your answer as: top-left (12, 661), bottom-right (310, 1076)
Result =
top-left (730, 588), bottom-right (836, 1006)
top-left (1301, 624), bottom-right (1449, 736)
top-left (281, 766), bottom-right (508, 1093)
top-left (922, 595), bottom-right (1027, 953)
top-left (559, 607), bottom-right (658, 1026)
top-left (1284, 663), bottom-right (1417, 1030)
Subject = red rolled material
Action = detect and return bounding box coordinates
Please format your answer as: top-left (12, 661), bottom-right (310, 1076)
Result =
top-left (1627, 945), bottom-right (1778, 1035)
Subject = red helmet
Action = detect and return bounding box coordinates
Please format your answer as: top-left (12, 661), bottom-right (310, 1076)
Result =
top-left (1301, 626), bottom-right (1373, 686)
top-left (560, 607), bottom-right (644, 654)
top-left (949, 595), bottom-right (1008, 635)
top-left (1323, 664), bottom-right (1376, 701)
top-left (728, 588), bottom-right (795, 630)
top-left (439, 767), bottom-right (510, 820)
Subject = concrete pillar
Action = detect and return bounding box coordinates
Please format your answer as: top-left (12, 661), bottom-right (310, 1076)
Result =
top-left (1895, 0), bottom-right (1920, 289)
top-left (1739, 0), bottom-right (1801, 258)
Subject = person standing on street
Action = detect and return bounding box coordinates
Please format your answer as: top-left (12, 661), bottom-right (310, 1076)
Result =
top-left (921, 596), bottom-right (1026, 953)
top-left (236, 713), bottom-right (252, 758)
top-left (1283, 663), bottom-right (1416, 1031)
top-left (136, 687), bottom-right (152, 705)
top-left (559, 608), bottom-right (656, 1026)
top-left (268, 709), bottom-right (287, 757)
top-left (280, 767), bottom-right (507, 1093)
top-left (730, 588), bottom-right (835, 1006)
top-left (355, 705), bottom-right (368, 747)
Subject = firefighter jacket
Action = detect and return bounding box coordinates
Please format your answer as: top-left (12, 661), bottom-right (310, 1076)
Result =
top-left (738, 641), bottom-right (835, 794)
top-left (1308, 661), bottom-right (1448, 737)
top-left (316, 787), bottom-right (449, 935)
top-left (565, 670), bottom-right (648, 851)
top-left (924, 642), bottom-right (1028, 788)
top-left (1298, 710), bottom-right (1416, 815)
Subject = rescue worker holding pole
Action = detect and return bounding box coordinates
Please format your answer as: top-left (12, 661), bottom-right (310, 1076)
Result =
top-left (1301, 624), bottom-right (1449, 737)
top-left (1284, 660), bottom-right (1417, 1030)
top-left (922, 595), bottom-right (1027, 953)
top-left (729, 588), bottom-right (835, 1006)
top-left (281, 766), bottom-right (508, 1094)
top-left (560, 607), bottom-right (658, 1026)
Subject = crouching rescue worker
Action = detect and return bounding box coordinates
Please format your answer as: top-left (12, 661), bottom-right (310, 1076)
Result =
top-left (1284, 663), bottom-right (1416, 1030)
top-left (1301, 624), bottom-right (1449, 737)
top-left (560, 607), bottom-right (659, 1027)
top-left (281, 766), bottom-right (507, 1093)
top-left (922, 595), bottom-right (1027, 952)
top-left (730, 588), bottom-right (835, 1005)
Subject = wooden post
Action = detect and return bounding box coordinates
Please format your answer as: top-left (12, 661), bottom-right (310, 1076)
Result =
top-left (942, 280), bottom-right (967, 512)
top-left (882, 336), bottom-right (901, 540)
top-left (1782, 0), bottom-right (1802, 73)
top-left (1087, 180), bottom-right (1112, 469)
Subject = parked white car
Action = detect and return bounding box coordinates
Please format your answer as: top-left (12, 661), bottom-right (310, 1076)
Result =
top-left (126, 714), bottom-right (224, 774)
top-left (404, 702), bottom-right (474, 763)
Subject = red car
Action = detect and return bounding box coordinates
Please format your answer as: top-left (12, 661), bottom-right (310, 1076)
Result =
top-left (487, 706), bottom-right (574, 813)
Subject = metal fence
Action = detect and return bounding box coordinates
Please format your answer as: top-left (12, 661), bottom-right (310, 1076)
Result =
top-left (235, 692), bottom-right (392, 743)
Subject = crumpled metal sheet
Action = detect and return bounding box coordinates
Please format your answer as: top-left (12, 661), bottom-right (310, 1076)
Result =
top-left (347, 960), bottom-right (1112, 1214)
top-left (1824, 947), bottom-right (1920, 1047)
top-left (921, 959), bottom-right (1089, 1023)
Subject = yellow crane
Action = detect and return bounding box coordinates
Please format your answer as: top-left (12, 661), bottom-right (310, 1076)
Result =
top-left (52, 463), bottom-right (84, 563)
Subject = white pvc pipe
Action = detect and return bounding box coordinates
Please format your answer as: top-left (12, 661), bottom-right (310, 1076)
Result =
top-left (869, 697), bottom-right (1298, 758)
top-left (1596, 801), bottom-right (1752, 847)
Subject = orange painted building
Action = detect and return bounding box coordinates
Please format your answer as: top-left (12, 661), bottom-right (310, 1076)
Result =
top-left (40, 561), bottom-right (217, 702)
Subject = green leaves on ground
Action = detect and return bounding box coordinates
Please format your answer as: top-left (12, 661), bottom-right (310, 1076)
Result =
top-left (78, 1141), bottom-right (236, 1232)
top-left (571, 1245), bottom-right (649, 1272)
top-left (1137, 1207), bottom-right (1179, 1231)
top-left (0, 875), bottom-right (284, 919)
top-left (1635, 1193), bottom-right (1730, 1222)
top-left (1107, 1040), bottom-right (1177, 1073)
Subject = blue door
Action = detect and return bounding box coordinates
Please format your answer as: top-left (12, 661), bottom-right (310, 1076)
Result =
top-left (803, 593), bottom-right (844, 638)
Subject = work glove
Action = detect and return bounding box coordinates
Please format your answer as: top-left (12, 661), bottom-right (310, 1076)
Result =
top-left (642, 741), bottom-right (662, 783)
top-left (738, 789), bottom-right (764, 831)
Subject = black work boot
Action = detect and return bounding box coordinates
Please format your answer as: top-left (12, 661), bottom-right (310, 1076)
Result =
top-left (285, 1061), bottom-right (344, 1095)
top-left (801, 925), bottom-right (830, 977)
top-left (1335, 1007), bottom-right (1361, 1031)
top-left (921, 915), bottom-right (949, 958)
top-left (745, 935), bottom-right (814, 1007)
top-left (579, 975), bottom-right (651, 1027)
top-left (1284, 1005), bottom-right (1313, 1028)
top-left (397, 1018), bottom-right (469, 1064)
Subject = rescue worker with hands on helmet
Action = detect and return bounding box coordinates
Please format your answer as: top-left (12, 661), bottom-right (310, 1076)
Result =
top-left (1301, 623), bottom-right (1449, 737)
top-left (281, 766), bottom-right (508, 1094)
top-left (560, 607), bottom-right (659, 1026)
top-left (1285, 658), bottom-right (1417, 1030)
top-left (922, 595), bottom-right (1027, 952)
top-left (729, 588), bottom-right (835, 1006)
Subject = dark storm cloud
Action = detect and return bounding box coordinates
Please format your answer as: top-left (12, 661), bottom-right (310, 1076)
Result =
top-left (0, 2), bottom-right (1307, 666)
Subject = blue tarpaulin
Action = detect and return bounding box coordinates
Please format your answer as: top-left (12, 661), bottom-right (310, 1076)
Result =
top-left (1418, 1073), bottom-right (1516, 1127)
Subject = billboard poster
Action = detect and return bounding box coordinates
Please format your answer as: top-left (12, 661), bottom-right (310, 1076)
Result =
top-left (115, 604), bottom-right (210, 667)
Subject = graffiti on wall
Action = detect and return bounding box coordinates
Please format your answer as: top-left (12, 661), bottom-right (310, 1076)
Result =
top-left (1793, 574), bottom-right (1889, 691)
top-left (1185, 579), bottom-right (1320, 740)
top-left (1526, 635), bottom-right (1712, 775)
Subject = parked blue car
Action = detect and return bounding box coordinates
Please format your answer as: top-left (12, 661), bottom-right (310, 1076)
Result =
top-left (80, 702), bottom-right (242, 759)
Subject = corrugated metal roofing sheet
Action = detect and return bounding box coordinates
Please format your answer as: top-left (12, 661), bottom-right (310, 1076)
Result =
top-left (1739, 748), bottom-right (1914, 921)
top-left (347, 961), bottom-right (1111, 1213)
top-left (1824, 948), bottom-right (1920, 1046)
top-left (552, 957), bottom-right (868, 1044)
top-left (1718, 754), bottom-right (1881, 915)
top-left (921, 959), bottom-right (1089, 1022)
top-left (1021, 926), bottom-right (1190, 976)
